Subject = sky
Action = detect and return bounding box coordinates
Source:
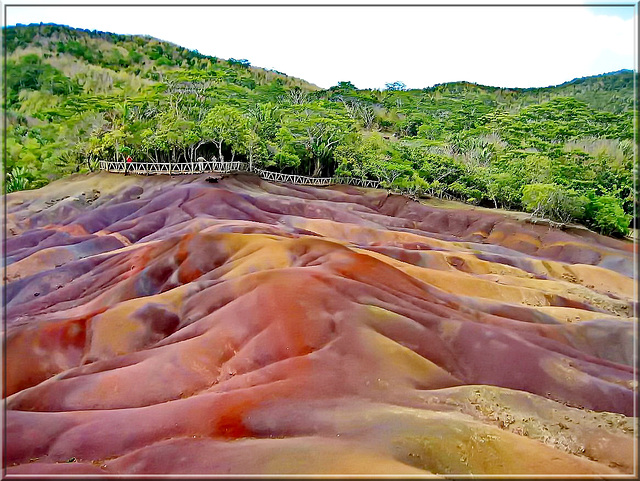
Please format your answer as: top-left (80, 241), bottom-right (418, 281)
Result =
top-left (3, 0), bottom-right (637, 90)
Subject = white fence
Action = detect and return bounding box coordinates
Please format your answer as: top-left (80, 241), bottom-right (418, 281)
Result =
top-left (99, 160), bottom-right (249, 175)
top-left (99, 159), bottom-right (381, 189)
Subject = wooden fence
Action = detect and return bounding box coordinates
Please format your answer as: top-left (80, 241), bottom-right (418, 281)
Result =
top-left (99, 159), bottom-right (381, 189)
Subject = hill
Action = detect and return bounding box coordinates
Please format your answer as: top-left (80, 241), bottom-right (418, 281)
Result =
top-left (2, 23), bottom-right (637, 236)
top-left (4, 171), bottom-right (636, 476)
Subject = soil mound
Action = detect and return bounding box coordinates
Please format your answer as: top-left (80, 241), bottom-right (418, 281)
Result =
top-left (4, 172), bottom-right (637, 475)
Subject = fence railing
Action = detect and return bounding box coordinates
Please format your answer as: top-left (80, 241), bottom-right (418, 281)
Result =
top-left (99, 160), bottom-right (250, 175)
top-left (252, 168), bottom-right (334, 186)
top-left (99, 159), bottom-right (381, 189)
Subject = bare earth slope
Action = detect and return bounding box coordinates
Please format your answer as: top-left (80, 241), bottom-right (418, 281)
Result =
top-left (3, 172), bottom-right (638, 476)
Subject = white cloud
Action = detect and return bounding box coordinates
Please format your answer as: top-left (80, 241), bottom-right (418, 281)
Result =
top-left (4, 3), bottom-right (636, 89)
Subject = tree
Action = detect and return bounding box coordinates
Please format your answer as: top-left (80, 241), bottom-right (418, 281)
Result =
top-left (273, 126), bottom-right (301, 170)
top-left (295, 117), bottom-right (352, 177)
top-left (228, 58), bottom-right (251, 68)
top-left (245, 129), bottom-right (268, 171)
top-left (585, 194), bottom-right (631, 237)
top-left (276, 105), bottom-right (355, 177)
top-left (385, 81), bottom-right (407, 91)
top-left (486, 172), bottom-right (521, 208)
top-left (521, 183), bottom-right (588, 224)
top-left (201, 105), bottom-right (250, 162)
top-left (342, 100), bottom-right (375, 129)
top-left (330, 81), bottom-right (357, 92)
top-left (334, 133), bottom-right (387, 179)
top-left (246, 102), bottom-right (280, 140)
top-left (283, 86), bottom-right (308, 105)
top-left (143, 109), bottom-right (188, 163)
top-left (372, 158), bottom-right (411, 187)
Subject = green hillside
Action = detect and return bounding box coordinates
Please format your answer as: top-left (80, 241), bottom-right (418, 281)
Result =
top-left (3, 23), bottom-right (637, 236)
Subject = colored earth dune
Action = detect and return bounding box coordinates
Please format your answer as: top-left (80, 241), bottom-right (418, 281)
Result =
top-left (3, 171), bottom-right (637, 476)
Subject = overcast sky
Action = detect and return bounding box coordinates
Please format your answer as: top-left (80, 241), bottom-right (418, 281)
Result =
top-left (3, 0), bottom-right (637, 90)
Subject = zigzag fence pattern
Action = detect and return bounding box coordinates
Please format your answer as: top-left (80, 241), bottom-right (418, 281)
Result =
top-left (99, 158), bottom-right (381, 189)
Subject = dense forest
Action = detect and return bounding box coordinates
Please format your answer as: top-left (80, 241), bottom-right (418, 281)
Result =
top-left (3, 23), bottom-right (637, 236)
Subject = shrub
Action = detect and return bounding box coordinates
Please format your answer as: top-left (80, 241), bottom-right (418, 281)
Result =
top-left (5, 166), bottom-right (30, 193)
top-left (487, 172), bottom-right (523, 209)
top-left (586, 195), bottom-right (631, 237)
top-left (274, 151), bottom-right (300, 170)
top-left (522, 183), bottom-right (588, 224)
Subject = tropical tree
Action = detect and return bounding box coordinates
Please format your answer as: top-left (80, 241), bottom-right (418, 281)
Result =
top-left (385, 81), bottom-right (407, 91)
top-left (201, 104), bottom-right (250, 162)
